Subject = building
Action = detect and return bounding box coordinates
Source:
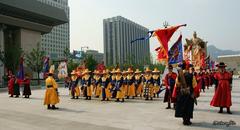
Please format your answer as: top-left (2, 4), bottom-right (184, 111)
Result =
top-left (85, 50), bottom-right (104, 64)
top-left (0, 0), bottom-right (68, 87)
top-left (217, 55), bottom-right (240, 74)
top-left (103, 16), bottom-right (150, 66)
top-left (36, 0), bottom-right (70, 59)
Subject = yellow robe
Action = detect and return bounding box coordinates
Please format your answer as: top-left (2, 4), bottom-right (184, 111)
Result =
top-left (144, 75), bottom-right (154, 98)
top-left (71, 76), bottom-right (80, 97)
top-left (126, 75), bottom-right (135, 97)
top-left (94, 76), bottom-right (102, 97)
top-left (83, 75), bottom-right (92, 96)
top-left (153, 75), bottom-right (160, 94)
top-left (44, 76), bottom-right (60, 105)
top-left (135, 75), bottom-right (143, 96)
top-left (116, 75), bottom-right (125, 99)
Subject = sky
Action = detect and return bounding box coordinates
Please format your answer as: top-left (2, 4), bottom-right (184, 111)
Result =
top-left (69, 0), bottom-right (240, 55)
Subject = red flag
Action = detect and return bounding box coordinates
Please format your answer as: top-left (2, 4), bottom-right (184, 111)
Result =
top-left (155, 46), bottom-right (168, 62)
top-left (154, 24), bottom-right (187, 56)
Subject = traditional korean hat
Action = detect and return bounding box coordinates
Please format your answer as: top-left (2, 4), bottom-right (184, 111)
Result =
top-left (105, 69), bottom-right (110, 74)
top-left (71, 70), bottom-right (77, 75)
top-left (127, 68), bottom-right (134, 73)
top-left (135, 69), bottom-right (142, 74)
top-left (152, 68), bottom-right (160, 73)
top-left (101, 70), bottom-right (107, 75)
top-left (93, 70), bottom-right (100, 74)
top-left (168, 65), bottom-right (173, 69)
top-left (111, 69), bottom-right (116, 74)
top-left (82, 69), bottom-right (91, 75)
top-left (115, 68), bottom-right (121, 74)
top-left (216, 62), bottom-right (227, 68)
top-left (122, 70), bottom-right (128, 75)
top-left (144, 67), bottom-right (152, 73)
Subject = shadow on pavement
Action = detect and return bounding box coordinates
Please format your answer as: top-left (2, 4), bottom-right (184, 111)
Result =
top-left (191, 121), bottom-right (240, 130)
top-left (56, 107), bottom-right (86, 114)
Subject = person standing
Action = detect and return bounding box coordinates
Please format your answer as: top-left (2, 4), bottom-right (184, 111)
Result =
top-left (143, 67), bottom-right (153, 100)
top-left (126, 68), bottom-right (135, 99)
top-left (164, 65), bottom-right (177, 109)
top-left (22, 74), bottom-right (31, 98)
top-left (43, 69), bottom-right (59, 110)
top-left (210, 62), bottom-right (232, 114)
top-left (81, 69), bottom-right (92, 100)
top-left (100, 70), bottom-right (110, 101)
top-left (13, 76), bottom-right (21, 98)
top-left (134, 69), bottom-right (143, 97)
top-left (115, 69), bottom-right (124, 102)
top-left (8, 75), bottom-right (15, 97)
top-left (70, 70), bottom-right (80, 99)
top-left (175, 62), bottom-right (196, 125)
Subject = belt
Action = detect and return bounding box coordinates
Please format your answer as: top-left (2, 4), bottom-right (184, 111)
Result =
top-left (47, 85), bottom-right (53, 88)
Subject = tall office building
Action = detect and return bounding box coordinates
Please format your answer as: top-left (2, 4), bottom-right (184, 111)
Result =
top-left (36, 0), bottom-right (70, 59)
top-left (103, 16), bottom-right (150, 66)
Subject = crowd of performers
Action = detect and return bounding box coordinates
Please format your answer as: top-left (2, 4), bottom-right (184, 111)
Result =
top-left (7, 61), bottom-right (233, 126)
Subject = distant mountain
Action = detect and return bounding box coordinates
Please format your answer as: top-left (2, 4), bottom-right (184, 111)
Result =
top-left (207, 45), bottom-right (240, 59)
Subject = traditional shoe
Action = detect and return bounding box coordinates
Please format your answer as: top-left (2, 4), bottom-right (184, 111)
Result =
top-left (227, 111), bottom-right (232, 114)
top-left (52, 106), bottom-right (59, 110)
top-left (166, 106), bottom-right (171, 109)
top-left (218, 110), bottom-right (223, 113)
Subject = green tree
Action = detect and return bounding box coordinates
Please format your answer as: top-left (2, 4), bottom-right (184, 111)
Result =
top-left (0, 41), bottom-right (23, 74)
top-left (25, 43), bottom-right (45, 85)
top-left (85, 55), bottom-right (97, 71)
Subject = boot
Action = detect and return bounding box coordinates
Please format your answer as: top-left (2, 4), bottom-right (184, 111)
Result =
top-left (88, 96), bottom-right (91, 100)
top-left (115, 98), bottom-right (120, 102)
top-left (76, 96), bottom-right (79, 99)
top-left (166, 102), bottom-right (171, 109)
top-left (126, 96), bottom-right (129, 99)
top-left (52, 105), bottom-right (59, 110)
top-left (9, 95), bottom-right (13, 97)
top-left (227, 107), bottom-right (232, 114)
top-left (121, 98), bottom-right (125, 102)
top-left (71, 96), bottom-right (75, 99)
top-left (47, 105), bottom-right (51, 109)
top-left (218, 107), bottom-right (223, 113)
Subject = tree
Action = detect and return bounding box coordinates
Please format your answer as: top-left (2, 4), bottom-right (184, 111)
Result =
top-left (85, 55), bottom-right (97, 72)
top-left (0, 40), bottom-right (23, 75)
top-left (25, 43), bottom-right (45, 85)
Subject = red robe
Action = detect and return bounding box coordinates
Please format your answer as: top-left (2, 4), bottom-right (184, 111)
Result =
top-left (204, 73), bottom-right (210, 87)
top-left (8, 78), bottom-right (15, 95)
top-left (210, 71), bottom-right (232, 107)
top-left (164, 72), bottom-right (177, 102)
top-left (194, 74), bottom-right (202, 98)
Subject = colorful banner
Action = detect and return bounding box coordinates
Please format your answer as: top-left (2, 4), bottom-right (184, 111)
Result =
top-left (58, 61), bottom-right (68, 79)
top-left (168, 35), bottom-right (183, 64)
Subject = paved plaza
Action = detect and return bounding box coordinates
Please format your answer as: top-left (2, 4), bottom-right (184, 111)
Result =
top-left (0, 80), bottom-right (240, 130)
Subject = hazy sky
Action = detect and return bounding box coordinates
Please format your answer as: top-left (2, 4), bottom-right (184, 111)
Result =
top-left (69, 0), bottom-right (240, 54)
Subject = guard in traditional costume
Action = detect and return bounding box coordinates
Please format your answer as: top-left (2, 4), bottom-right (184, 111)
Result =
top-left (175, 62), bottom-right (197, 125)
top-left (122, 70), bottom-right (128, 97)
top-left (110, 69), bottom-right (117, 98)
top-left (8, 75), bottom-right (15, 97)
top-left (100, 70), bottom-right (110, 101)
top-left (93, 70), bottom-right (101, 98)
top-left (134, 69), bottom-right (143, 97)
top-left (81, 69), bottom-right (92, 100)
top-left (105, 69), bottom-right (112, 100)
top-left (126, 68), bottom-right (135, 99)
top-left (70, 70), bottom-right (80, 99)
top-left (13, 77), bottom-right (21, 98)
top-left (115, 69), bottom-right (124, 102)
top-left (43, 68), bottom-right (60, 110)
top-left (22, 74), bottom-right (31, 98)
top-left (210, 62), bottom-right (232, 114)
top-left (164, 65), bottom-right (177, 109)
top-left (152, 68), bottom-right (161, 98)
top-left (143, 67), bottom-right (153, 100)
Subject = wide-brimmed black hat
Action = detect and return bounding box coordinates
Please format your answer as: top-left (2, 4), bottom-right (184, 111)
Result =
top-left (216, 62), bottom-right (227, 67)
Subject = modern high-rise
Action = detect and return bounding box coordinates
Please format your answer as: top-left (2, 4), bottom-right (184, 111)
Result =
top-left (36, 0), bottom-right (70, 59)
top-left (103, 16), bottom-right (150, 66)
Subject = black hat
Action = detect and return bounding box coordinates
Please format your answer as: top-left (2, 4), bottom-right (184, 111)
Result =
top-left (168, 65), bottom-right (173, 69)
top-left (216, 62), bottom-right (227, 68)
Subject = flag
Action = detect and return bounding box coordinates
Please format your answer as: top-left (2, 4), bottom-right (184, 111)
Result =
top-left (154, 24), bottom-right (187, 56)
top-left (155, 46), bottom-right (168, 62)
top-left (168, 35), bottom-right (183, 64)
top-left (17, 57), bottom-right (24, 80)
top-left (43, 56), bottom-right (49, 78)
top-left (131, 31), bottom-right (154, 43)
top-left (58, 61), bottom-right (68, 79)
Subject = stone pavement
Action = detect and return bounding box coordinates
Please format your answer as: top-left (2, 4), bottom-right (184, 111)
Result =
top-left (0, 80), bottom-right (240, 130)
